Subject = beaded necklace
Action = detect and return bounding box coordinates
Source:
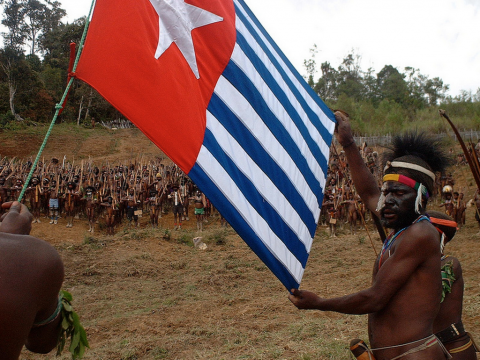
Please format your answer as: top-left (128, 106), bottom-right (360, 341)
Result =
top-left (379, 215), bottom-right (430, 268)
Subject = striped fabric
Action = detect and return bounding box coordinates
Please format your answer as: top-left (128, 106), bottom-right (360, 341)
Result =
top-left (189, 0), bottom-right (335, 289)
top-left (75, 0), bottom-right (335, 291)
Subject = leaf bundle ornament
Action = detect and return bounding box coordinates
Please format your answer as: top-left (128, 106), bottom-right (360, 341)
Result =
top-left (57, 290), bottom-right (89, 359)
top-left (441, 261), bottom-right (455, 303)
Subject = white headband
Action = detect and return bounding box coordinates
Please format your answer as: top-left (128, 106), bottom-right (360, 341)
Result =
top-left (384, 161), bottom-right (436, 182)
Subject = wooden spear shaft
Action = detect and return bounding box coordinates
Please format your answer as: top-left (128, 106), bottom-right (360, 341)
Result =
top-left (440, 109), bottom-right (480, 190)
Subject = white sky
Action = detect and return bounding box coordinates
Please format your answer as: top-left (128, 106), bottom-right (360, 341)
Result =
top-left (5, 0), bottom-right (480, 97)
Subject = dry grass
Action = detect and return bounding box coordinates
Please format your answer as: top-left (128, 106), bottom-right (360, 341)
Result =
top-left (4, 126), bottom-right (478, 359)
top-left (15, 207), bottom-right (479, 360)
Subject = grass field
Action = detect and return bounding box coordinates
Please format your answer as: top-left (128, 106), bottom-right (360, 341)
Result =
top-left (2, 125), bottom-right (478, 360)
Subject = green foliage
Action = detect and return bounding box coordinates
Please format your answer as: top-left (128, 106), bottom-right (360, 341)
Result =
top-left (57, 290), bottom-right (89, 359)
top-left (441, 261), bottom-right (455, 303)
top-left (304, 48), bottom-right (480, 135)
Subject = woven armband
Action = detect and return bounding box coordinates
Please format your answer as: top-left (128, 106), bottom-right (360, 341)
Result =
top-left (33, 295), bottom-right (63, 327)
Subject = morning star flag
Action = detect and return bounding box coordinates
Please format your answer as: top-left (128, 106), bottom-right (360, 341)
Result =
top-left (75, 0), bottom-right (336, 290)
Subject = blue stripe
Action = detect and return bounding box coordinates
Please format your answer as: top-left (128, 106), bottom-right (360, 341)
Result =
top-left (235, 31), bottom-right (330, 177)
top-left (189, 162), bottom-right (301, 290)
top-left (208, 92), bottom-right (317, 235)
top-left (221, 61), bottom-right (324, 207)
top-left (234, 0), bottom-right (335, 146)
top-left (201, 127), bottom-right (310, 265)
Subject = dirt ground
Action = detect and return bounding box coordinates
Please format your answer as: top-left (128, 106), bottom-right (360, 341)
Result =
top-left (3, 126), bottom-right (478, 359)
top-left (17, 204), bottom-right (480, 360)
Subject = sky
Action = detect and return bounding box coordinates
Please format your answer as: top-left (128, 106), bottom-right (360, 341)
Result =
top-left (6, 0), bottom-right (480, 97)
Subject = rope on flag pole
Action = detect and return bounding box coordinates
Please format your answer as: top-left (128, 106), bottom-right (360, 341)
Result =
top-left (17, 0), bottom-right (96, 202)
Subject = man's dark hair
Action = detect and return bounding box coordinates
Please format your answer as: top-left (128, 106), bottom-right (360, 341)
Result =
top-left (382, 131), bottom-right (451, 196)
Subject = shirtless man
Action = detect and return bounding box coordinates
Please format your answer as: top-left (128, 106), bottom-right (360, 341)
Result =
top-left (168, 184), bottom-right (183, 230)
top-left (84, 186), bottom-right (98, 232)
top-left (48, 180), bottom-right (59, 225)
top-left (440, 190), bottom-right (455, 218)
top-left (100, 196), bottom-right (116, 235)
top-left (0, 201), bottom-right (64, 359)
top-left (145, 188), bottom-right (160, 228)
top-left (27, 176), bottom-right (42, 223)
top-left (342, 192), bottom-right (359, 235)
top-left (453, 192), bottom-right (466, 228)
top-left (190, 190), bottom-right (206, 232)
top-left (289, 112), bottom-right (451, 359)
top-left (64, 181), bottom-right (79, 228)
top-left (428, 211), bottom-right (478, 359)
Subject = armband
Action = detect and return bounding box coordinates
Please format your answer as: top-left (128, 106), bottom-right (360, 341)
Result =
top-left (33, 295), bottom-right (63, 327)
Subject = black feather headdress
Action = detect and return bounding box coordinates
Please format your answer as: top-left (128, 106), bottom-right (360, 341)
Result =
top-left (382, 132), bottom-right (451, 174)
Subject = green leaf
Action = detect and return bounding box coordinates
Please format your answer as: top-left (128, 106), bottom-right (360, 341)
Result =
top-left (61, 290), bottom-right (73, 302)
top-left (69, 331), bottom-right (80, 352)
top-left (55, 290), bottom-right (89, 359)
top-left (80, 328), bottom-right (90, 347)
top-left (78, 345), bottom-right (86, 358)
top-left (62, 316), bottom-right (69, 330)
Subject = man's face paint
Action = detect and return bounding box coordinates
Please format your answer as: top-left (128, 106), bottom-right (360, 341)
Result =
top-left (379, 181), bottom-right (418, 230)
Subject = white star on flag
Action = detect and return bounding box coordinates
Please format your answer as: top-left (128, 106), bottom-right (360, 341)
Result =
top-left (149, 0), bottom-right (223, 79)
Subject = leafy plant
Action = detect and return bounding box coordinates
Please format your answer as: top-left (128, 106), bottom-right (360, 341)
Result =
top-left (57, 290), bottom-right (89, 359)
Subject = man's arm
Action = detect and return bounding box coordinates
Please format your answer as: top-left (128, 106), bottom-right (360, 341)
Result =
top-left (25, 247), bottom-right (64, 353)
top-left (334, 111), bottom-right (380, 215)
top-left (289, 222), bottom-right (439, 314)
top-left (1, 202), bottom-right (65, 354)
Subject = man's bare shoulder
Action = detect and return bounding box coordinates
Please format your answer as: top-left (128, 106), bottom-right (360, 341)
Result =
top-left (395, 220), bottom-right (440, 257)
top-left (0, 233), bottom-right (63, 273)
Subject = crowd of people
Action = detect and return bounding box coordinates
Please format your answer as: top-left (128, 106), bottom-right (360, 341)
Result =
top-left (321, 138), bottom-right (480, 239)
top-left (0, 157), bottom-right (223, 235)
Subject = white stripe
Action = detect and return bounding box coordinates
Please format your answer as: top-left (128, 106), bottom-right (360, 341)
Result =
top-left (230, 43), bottom-right (327, 189)
top-left (235, 17), bottom-right (330, 166)
top-left (234, 0), bottom-right (335, 135)
top-left (196, 145), bottom-right (305, 283)
top-left (207, 110), bottom-right (314, 251)
top-left (214, 75), bottom-right (320, 213)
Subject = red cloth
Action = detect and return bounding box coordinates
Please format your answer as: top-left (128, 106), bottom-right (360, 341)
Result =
top-left (75, 0), bottom-right (236, 172)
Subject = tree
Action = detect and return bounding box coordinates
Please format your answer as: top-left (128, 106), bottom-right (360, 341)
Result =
top-left (376, 65), bottom-right (409, 106)
top-left (0, 48), bottom-right (24, 120)
top-left (313, 61), bottom-right (338, 102)
top-left (1, 0), bottom-right (66, 55)
top-left (303, 44), bottom-right (318, 88)
top-left (22, 0), bottom-right (47, 55)
top-left (424, 77), bottom-right (449, 106)
top-left (22, 0), bottom-right (66, 55)
top-left (1, 0), bottom-right (27, 51)
top-left (335, 51), bottom-right (365, 102)
top-left (361, 67), bottom-right (378, 105)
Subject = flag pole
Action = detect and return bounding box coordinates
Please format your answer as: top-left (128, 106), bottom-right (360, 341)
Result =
top-left (17, 0), bottom-right (96, 202)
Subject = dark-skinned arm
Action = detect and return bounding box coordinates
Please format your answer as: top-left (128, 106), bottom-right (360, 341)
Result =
top-left (289, 222), bottom-right (438, 314)
top-left (25, 250), bottom-right (64, 353)
top-left (334, 111), bottom-right (380, 216)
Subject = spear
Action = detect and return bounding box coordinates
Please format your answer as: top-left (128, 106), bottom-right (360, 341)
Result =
top-left (440, 109), bottom-right (480, 190)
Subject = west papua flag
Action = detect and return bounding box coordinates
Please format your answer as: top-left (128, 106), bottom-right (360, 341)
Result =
top-left (75, 0), bottom-right (336, 290)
